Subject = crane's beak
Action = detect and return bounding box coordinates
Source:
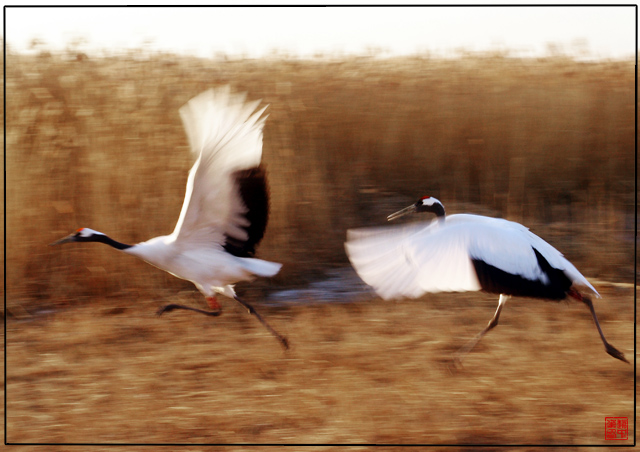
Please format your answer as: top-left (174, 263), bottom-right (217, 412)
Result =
top-left (387, 204), bottom-right (416, 221)
top-left (49, 233), bottom-right (77, 246)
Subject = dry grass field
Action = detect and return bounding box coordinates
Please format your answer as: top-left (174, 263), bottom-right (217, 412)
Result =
top-left (4, 48), bottom-right (635, 448)
top-left (5, 286), bottom-right (635, 447)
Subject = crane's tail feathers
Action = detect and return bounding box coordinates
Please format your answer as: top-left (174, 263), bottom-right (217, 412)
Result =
top-left (241, 258), bottom-right (282, 278)
top-left (561, 260), bottom-right (600, 298)
top-left (573, 280), bottom-right (600, 298)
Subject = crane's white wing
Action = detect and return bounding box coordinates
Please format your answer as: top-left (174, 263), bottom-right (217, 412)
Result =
top-left (345, 214), bottom-right (598, 300)
top-left (346, 219), bottom-right (481, 300)
top-left (450, 215), bottom-right (598, 296)
top-left (346, 223), bottom-right (427, 299)
top-left (170, 87), bottom-right (268, 248)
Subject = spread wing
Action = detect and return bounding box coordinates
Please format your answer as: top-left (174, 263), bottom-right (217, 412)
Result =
top-left (345, 214), bottom-right (598, 300)
top-left (169, 87), bottom-right (269, 252)
top-left (345, 220), bottom-right (481, 300)
top-left (222, 166), bottom-right (269, 257)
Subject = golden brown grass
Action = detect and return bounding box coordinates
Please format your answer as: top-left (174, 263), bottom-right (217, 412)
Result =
top-left (6, 285), bottom-right (634, 446)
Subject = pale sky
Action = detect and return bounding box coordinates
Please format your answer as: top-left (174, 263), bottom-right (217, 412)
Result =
top-left (4, 4), bottom-right (636, 60)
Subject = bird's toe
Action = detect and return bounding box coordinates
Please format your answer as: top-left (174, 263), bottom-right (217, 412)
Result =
top-left (605, 344), bottom-right (629, 364)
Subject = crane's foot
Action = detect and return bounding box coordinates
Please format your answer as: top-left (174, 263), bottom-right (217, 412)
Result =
top-left (156, 304), bottom-right (222, 317)
top-left (445, 356), bottom-right (464, 375)
top-left (605, 343), bottom-right (629, 364)
top-left (276, 335), bottom-right (290, 351)
top-left (577, 293), bottom-right (629, 364)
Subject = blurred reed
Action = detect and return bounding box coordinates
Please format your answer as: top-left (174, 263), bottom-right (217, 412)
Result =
top-left (5, 50), bottom-right (635, 311)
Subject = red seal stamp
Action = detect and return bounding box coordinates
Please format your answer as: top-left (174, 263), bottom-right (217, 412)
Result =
top-left (605, 417), bottom-right (628, 440)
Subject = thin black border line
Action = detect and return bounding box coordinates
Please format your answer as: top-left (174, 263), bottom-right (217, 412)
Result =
top-left (634, 2), bottom-right (638, 447)
top-left (3, 3), bottom-right (637, 448)
top-left (2, 7), bottom-right (4, 448)
top-left (1, 3), bottom-right (639, 6)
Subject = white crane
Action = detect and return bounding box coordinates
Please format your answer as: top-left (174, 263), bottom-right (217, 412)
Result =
top-left (345, 196), bottom-right (627, 364)
top-left (51, 87), bottom-right (288, 349)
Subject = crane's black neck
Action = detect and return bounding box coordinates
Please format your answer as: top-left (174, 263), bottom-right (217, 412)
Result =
top-left (89, 234), bottom-right (133, 250)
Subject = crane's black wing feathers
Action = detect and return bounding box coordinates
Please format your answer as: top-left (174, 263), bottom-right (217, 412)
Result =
top-left (224, 165), bottom-right (270, 258)
top-left (471, 248), bottom-right (572, 300)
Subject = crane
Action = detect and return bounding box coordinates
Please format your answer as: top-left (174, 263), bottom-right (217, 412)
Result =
top-left (51, 87), bottom-right (288, 349)
top-left (345, 196), bottom-right (627, 364)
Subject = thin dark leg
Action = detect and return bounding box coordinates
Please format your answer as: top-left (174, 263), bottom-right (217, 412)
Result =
top-left (452, 294), bottom-right (509, 366)
top-left (156, 304), bottom-right (221, 317)
top-left (579, 295), bottom-right (628, 364)
top-left (234, 295), bottom-right (289, 350)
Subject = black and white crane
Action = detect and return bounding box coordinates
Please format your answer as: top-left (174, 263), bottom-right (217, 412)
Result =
top-left (51, 87), bottom-right (288, 349)
top-left (345, 196), bottom-right (627, 364)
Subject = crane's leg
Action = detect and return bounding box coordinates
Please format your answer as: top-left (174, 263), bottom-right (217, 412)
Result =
top-left (234, 295), bottom-right (289, 350)
top-left (157, 295), bottom-right (288, 350)
top-left (156, 296), bottom-right (222, 317)
top-left (569, 291), bottom-right (628, 364)
top-left (452, 294), bottom-right (509, 366)
top-left (156, 304), bottom-right (221, 317)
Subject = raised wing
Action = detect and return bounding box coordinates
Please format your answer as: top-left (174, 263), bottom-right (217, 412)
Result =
top-left (170, 87), bottom-right (269, 250)
top-left (223, 165), bottom-right (269, 257)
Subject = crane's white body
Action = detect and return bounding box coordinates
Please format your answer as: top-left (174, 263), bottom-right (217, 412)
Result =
top-left (345, 213), bottom-right (598, 301)
top-left (123, 87), bottom-right (281, 299)
top-left (127, 237), bottom-right (280, 298)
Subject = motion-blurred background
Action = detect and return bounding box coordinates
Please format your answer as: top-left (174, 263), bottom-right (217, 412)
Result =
top-left (6, 49), bottom-right (636, 305)
top-left (4, 5), bottom-right (636, 447)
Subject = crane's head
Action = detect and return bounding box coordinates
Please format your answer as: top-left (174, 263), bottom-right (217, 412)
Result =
top-left (387, 196), bottom-right (445, 221)
top-left (50, 228), bottom-right (105, 246)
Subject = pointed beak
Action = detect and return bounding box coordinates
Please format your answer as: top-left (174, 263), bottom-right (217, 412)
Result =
top-left (49, 233), bottom-right (77, 246)
top-left (387, 204), bottom-right (417, 221)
